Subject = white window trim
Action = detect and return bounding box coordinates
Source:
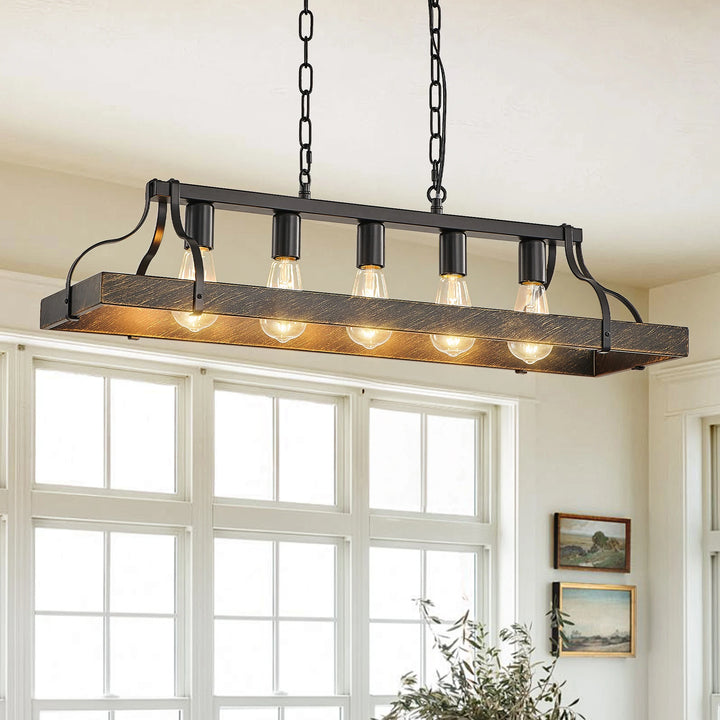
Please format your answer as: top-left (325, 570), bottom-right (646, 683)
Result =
top-left (0, 332), bottom-right (517, 720)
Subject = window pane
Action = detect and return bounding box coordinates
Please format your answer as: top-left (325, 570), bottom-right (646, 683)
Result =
top-left (215, 538), bottom-right (273, 617)
top-left (35, 616), bottom-right (104, 697)
top-left (285, 710), bottom-right (342, 720)
top-left (110, 378), bottom-right (176, 493)
top-left (278, 621), bottom-right (335, 694)
top-left (369, 408), bottom-right (421, 511)
top-left (279, 398), bottom-right (336, 505)
top-left (370, 623), bottom-right (421, 695)
top-left (215, 390), bottom-right (273, 500)
top-left (426, 550), bottom-right (475, 621)
top-left (426, 415), bottom-right (476, 515)
top-left (219, 711), bottom-right (277, 720)
top-left (35, 369), bottom-right (104, 487)
top-left (279, 542), bottom-right (335, 618)
top-left (370, 547), bottom-right (421, 620)
top-left (215, 620), bottom-right (273, 695)
top-left (111, 532), bottom-right (175, 614)
top-left (425, 624), bottom-right (452, 685)
top-left (115, 713), bottom-right (182, 720)
top-left (35, 527), bottom-right (104, 612)
top-left (110, 617), bottom-right (175, 697)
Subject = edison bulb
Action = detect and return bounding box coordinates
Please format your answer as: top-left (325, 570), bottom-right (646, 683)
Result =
top-left (260, 257), bottom-right (307, 343)
top-left (346, 266), bottom-right (393, 349)
top-left (171, 247), bottom-right (218, 332)
top-left (430, 274), bottom-right (476, 357)
top-left (507, 282), bottom-right (553, 364)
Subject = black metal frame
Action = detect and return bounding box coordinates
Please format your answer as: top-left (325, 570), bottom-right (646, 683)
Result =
top-left (50, 177), bottom-right (678, 376)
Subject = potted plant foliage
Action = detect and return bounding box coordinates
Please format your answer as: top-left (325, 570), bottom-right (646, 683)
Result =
top-left (378, 600), bottom-right (584, 720)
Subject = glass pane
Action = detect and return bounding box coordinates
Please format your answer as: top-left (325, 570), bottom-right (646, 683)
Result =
top-left (115, 713), bottom-right (182, 720)
top-left (425, 624), bottom-right (452, 685)
top-left (35, 369), bottom-right (104, 487)
top-left (219, 711), bottom-right (277, 720)
top-left (426, 415), bottom-right (476, 515)
top-left (111, 532), bottom-right (175, 614)
top-left (35, 616), bottom-right (103, 698)
top-left (285, 710), bottom-right (342, 720)
top-left (369, 408), bottom-right (421, 511)
top-left (215, 619), bottom-right (273, 695)
top-left (35, 527), bottom-right (104, 612)
top-left (374, 706), bottom-right (393, 720)
top-left (110, 617), bottom-right (175, 697)
top-left (279, 542), bottom-right (335, 618)
top-left (278, 621), bottom-right (335, 694)
top-left (426, 550), bottom-right (475, 621)
top-left (215, 390), bottom-right (273, 500)
top-left (215, 538), bottom-right (273, 617)
top-left (110, 378), bottom-right (176, 493)
top-left (278, 398), bottom-right (335, 505)
top-left (370, 622), bottom-right (421, 695)
top-left (370, 547), bottom-right (421, 620)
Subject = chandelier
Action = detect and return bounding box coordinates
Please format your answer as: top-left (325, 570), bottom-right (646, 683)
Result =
top-left (40, 1), bottom-right (688, 377)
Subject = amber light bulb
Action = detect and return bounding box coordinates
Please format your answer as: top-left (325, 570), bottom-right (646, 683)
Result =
top-left (260, 212), bottom-right (307, 344)
top-left (430, 231), bottom-right (475, 358)
top-left (507, 282), bottom-right (553, 364)
top-left (346, 222), bottom-right (392, 350)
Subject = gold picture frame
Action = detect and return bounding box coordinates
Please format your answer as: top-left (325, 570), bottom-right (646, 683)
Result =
top-left (552, 582), bottom-right (636, 657)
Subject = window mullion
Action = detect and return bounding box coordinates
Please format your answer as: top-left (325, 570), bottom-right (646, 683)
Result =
top-left (273, 540), bottom-right (280, 695)
top-left (104, 531), bottom-right (111, 698)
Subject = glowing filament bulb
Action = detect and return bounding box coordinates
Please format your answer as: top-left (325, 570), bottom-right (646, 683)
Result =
top-left (260, 257), bottom-right (307, 343)
top-left (430, 274), bottom-right (476, 357)
top-left (507, 282), bottom-right (553, 364)
top-left (346, 266), bottom-right (393, 349)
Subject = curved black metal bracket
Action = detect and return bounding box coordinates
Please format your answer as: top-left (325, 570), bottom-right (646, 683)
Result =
top-left (168, 179), bottom-right (205, 316)
top-left (575, 243), bottom-right (643, 324)
top-left (563, 224), bottom-right (612, 354)
top-left (136, 196), bottom-right (167, 276)
top-left (64, 181), bottom-right (154, 321)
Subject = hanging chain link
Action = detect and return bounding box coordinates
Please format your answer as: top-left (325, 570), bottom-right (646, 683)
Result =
top-left (298, 0), bottom-right (314, 198)
top-left (427, 0), bottom-right (448, 212)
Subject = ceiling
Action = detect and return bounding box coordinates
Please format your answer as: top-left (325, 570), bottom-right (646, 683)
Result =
top-left (1, 0), bottom-right (719, 288)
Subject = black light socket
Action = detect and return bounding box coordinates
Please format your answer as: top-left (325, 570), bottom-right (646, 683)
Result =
top-left (439, 230), bottom-right (467, 277)
top-left (272, 212), bottom-right (301, 260)
top-left (356, 222), bottom-right (385, 268)
top-left (184, 202), bottom-right (214, 250)
top-left (518, 238), bottom-right (547, 285)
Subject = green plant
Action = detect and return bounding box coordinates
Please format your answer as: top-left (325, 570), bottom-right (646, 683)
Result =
top-left (378, 600), bottom-right (584, 720)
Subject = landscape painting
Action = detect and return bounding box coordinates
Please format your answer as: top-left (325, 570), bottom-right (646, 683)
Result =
top-left (554, 513), bottom-right (631, 572)
top-left (553, 582), bottom-right (636, 657)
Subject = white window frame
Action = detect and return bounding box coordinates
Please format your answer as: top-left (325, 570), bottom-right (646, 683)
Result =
top-left (0, 332), bottom-right (512, 720)
top-left (705, 420), bottom-right (720, 717)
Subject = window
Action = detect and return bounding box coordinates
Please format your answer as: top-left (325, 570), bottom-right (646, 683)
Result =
top-left (0, 340), bottom-right (505, 720)
top-left (708, 423), bottom-right (720, 716)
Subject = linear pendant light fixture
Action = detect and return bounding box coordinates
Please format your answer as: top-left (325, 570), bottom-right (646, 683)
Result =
top-left (40, 1), bottom-right (688, 377)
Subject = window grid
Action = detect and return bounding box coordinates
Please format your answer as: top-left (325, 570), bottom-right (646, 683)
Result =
top-left (32, 520), bottom-right (185, 712)
top-left (32, 360), bottom-right (185, 499)
top-left (368, 541), bottom-right (480, 704)
top-left (368, 398), bottom-right (487, 520)
top-left (0, 340), bottom-right (501, 720)
top-left (706, 422), bottom-right (720, 714)
top-left (213, 382), bottom-right (343, 511)
top-left (213, 532), bottom-right (342, 700)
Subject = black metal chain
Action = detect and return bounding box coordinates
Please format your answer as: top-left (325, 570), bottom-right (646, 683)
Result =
top-left (298, 0), bottom-right (314, 198)
top-left (427, 0), bottom-right (448, 213)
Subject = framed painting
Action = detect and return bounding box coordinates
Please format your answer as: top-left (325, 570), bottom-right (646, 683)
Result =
top-left (554, 513), bottom-right (631, 572)
top-left (552, 582), bottom-right (636, 657)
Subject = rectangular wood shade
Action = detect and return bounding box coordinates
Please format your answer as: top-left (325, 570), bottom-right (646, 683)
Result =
top-left (40, 273), bottom-right (688, 377)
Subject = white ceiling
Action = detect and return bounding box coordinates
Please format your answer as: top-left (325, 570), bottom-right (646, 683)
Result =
top-left (1, 0), bottom-right (719, 288)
